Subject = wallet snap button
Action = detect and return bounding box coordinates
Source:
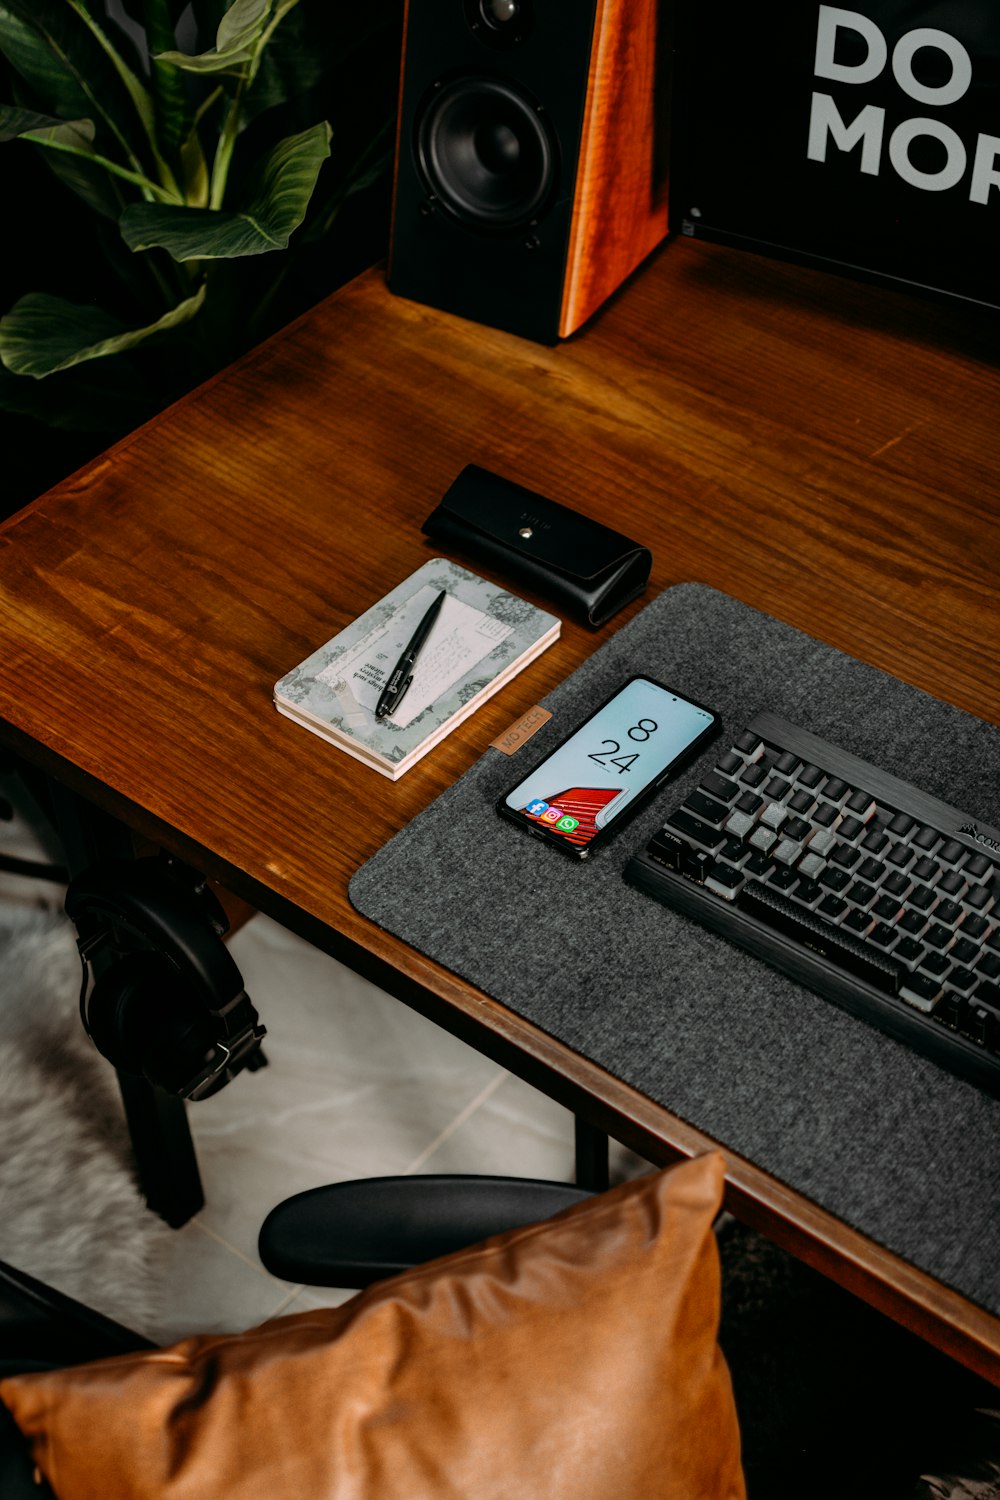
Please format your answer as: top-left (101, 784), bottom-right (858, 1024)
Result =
top-left (518, 527), bottom-right (533, 538)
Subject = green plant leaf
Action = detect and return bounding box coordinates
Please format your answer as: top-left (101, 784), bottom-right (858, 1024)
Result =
top-left (156, 0), bottom-right (302, 79)
top-left (217, 0), bottom-right (272, 54)
top-left (120, 120), bottom-right (331, 259)
top-left (0, 0), bottom-right (151, 173)
top-left (0, 103), bottom-right (94, 146)
top-left (0, 283), bottom-right (207, 377)
top-left (141, 0), bottom-right (193, 155)
top-left (0, 3), bottom-right (93, 121)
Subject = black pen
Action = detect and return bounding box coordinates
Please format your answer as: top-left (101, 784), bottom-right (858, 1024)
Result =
top-left (374, 589), bottom-right (447, 721)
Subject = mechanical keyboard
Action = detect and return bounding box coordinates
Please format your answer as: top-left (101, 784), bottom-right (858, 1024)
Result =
top-left (624, 711), bottom-right (1000, 1096)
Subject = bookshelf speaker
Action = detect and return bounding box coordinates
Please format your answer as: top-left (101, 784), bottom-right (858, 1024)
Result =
top-left (388, 0), bottom-right (671, 344)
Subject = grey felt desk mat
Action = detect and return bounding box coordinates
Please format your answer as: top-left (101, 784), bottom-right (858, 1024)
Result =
top-left (350, 584), bottom-right (1000, 1315)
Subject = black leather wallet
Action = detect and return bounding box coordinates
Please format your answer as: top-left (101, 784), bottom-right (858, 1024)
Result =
top-left (422, 466), bottom-right (652, 628)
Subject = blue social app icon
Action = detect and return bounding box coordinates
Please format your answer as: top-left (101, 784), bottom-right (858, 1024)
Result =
top-left (526, 799), bottom-right (549, 817)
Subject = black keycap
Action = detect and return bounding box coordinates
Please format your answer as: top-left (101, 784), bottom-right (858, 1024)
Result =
top-left (938, 838), bottom-right (966, 865)
top-left (842, 909), bottom-right (872, 935)
top-left (685, 790), bottom-right (730, 825)
top-left (837, 815), bottom-right (865, 842)
top-left (912, 856), bottom-right (940, 883)
top-left (986, 927), bottom-right (1000, 952)
top-left (740, 763), bottom-right (767, 788)
top-left (965, 852), bottom-right (994, 880)
top-left (788, 789), bottom-right (815, 815)
top-left (977, 951), bottom-right (1000, 978)
top-left (846, 880), bottom-right (876, 906)
top-left (707, 860), bottom-right (744, 892)
top-left (963, 913), bottom-right (990, 939)
top-left (744, 849), bottom-right (774, 877)
top-left (813, 802), bottom-right (839, 827)
top-left (883, 870), bottom-right (911, 898)
top-left (873, 895), bottom-right (901, 921)
top-left (797, 764), bottom-right (824, 789)
top-left (665, 809), bottom-right (726, 850)
top-left (701, 772), bottom-right (739, 803)
top-left (951, 937), bottom-right (979, 966)
top-left (974, 979), bottom-right (1000, 1008)
top-left (719, 837), bottom-right (746, 863)
top-left (686, 848), bottom-right (715, 882)
top-left (948, 966), bottom-right (977, 994)
top-left (938, 869), bottom-right (966, 896)
top-left (857, 856), bottom-right (886, 884)
top-left (887, 812), bottom-right (916, 836)
top-left (932, 898), bottom-right (962, 927)
top-left (935, 991), bottom-right (964, 1028)
top-left (913, 825), bottom-right (942, 851)
top-left (920, 951), bottom-right (952, 978)
top-left (770, 865), bottom-right (798, 891)
top-left (923, 923), bottom-right (953, 951)
top-left (869, 922), bottom-right (898, 949)
top-left (736, 790), bottom-right (764, 815)
top-left (781, 816), bottom-right (812, 843)
top-left (846, 789), bottom-right (875, 816)
top-left (820, 866), bottom-right (852, 893)
top-left (909, 885), bottom-right (937, 911)
top-left (829, 843), bottom-right (861, 869)
top-left (792, 876), bottom-right (822, 905)
top-left (894, 937), bottom-right (925, 966)
top-left (735, 731), bottom-right (761, 754)
top-left (775, 751), bottom-right (801, 774)
top-left (902, 971), bottom-right (944, 1006)
top-left (861, 828), bottom-right (889, 854)
top-left (885, 843), bottom-right (914, 869)
top-left (899, 909), bottom-right (928, 935)
top-left (763, 774), bottom-right (791, 800)
top-left (717, 750), bottom-right (742, 775)
top-left (818, 893), bottom-right (848, 920)
top-left (967, 885), bottom-right (995, 912)
top-left (823, 777), bottom-right (849, 800)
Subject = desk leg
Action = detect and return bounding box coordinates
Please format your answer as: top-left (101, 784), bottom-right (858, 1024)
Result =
top-left (574, 1117), bottom-right (610, 1192)
top-left (29, 772), bottom-right (206, 1228)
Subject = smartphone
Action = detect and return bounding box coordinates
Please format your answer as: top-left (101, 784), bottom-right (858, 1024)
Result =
top-left (496, 676), bottom-right (719, 860)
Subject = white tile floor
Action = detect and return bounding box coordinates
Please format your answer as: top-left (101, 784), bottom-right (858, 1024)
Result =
top-left (0, 768), bottom-right (648, 1346)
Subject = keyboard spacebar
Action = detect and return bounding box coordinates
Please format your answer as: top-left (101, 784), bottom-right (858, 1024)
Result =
top-left (738, 881), bottom-right (904, 995)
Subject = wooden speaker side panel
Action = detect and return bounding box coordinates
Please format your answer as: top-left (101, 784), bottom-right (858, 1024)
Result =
top-left (559, 0), bottom-right (671, 338)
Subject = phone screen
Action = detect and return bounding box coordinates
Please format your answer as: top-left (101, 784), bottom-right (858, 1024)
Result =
top-left (500, 678), bottom-right (717, 853)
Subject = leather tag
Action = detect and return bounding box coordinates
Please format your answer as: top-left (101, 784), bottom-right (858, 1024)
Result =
top-left (491, 705), bottom-right (552, 754)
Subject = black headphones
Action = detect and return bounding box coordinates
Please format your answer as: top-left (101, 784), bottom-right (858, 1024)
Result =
top-left (65, 855), bottom-right (267, 1101)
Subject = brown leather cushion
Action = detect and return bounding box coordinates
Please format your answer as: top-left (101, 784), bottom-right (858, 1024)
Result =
top-left (0, 1153), bottom-right (744, 1500)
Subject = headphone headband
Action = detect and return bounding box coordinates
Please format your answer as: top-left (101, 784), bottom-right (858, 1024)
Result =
top-left (66, 856), bottom-right (266, 1101)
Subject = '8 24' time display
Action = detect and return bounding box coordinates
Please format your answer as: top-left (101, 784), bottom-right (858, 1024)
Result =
top-left (497, 677), bottom-right (719, 859)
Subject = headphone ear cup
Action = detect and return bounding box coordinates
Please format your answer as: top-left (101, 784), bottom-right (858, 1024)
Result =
top-left (85, 950), bottom-right (220, 1092)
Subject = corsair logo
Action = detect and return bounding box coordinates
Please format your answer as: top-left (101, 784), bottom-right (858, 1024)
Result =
top-left (958, 822), bottom-right (1000, 853)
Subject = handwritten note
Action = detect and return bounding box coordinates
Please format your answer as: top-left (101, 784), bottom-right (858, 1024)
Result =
top-left (317, 586), bottom-right (512, 730)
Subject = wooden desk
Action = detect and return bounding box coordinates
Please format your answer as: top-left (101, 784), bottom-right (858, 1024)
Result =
top-left (1, 240), bottom-right (998, 1380)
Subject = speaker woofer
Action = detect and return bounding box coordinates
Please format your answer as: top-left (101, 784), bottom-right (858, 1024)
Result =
top-left (417, 76), bottom-right (555, 229)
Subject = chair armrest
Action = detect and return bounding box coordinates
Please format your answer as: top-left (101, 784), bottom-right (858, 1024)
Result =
top-left (258, 1175), bottom-right (594, 1288)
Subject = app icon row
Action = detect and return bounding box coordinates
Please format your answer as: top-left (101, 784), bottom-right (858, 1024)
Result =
top-left (525, 799), bottom-right (579, 834)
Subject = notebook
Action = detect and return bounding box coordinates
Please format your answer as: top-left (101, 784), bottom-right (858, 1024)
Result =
top-left (273, 558), bottom-right (561, 779)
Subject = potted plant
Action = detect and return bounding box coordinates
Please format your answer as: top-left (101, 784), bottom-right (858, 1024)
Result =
top-left (0, 0), bottom-right (399, 506)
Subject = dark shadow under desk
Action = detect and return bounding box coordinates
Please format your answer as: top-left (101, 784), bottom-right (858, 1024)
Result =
top-left (351, 584), bottom-right (1000, 1328)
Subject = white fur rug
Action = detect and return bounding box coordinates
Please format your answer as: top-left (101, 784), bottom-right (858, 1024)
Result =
top-left (0, 913), bottom-right (170, 1332)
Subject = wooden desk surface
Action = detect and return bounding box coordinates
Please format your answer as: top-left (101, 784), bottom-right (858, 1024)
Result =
top-left (1, 240), bottom-right (998, 1379)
